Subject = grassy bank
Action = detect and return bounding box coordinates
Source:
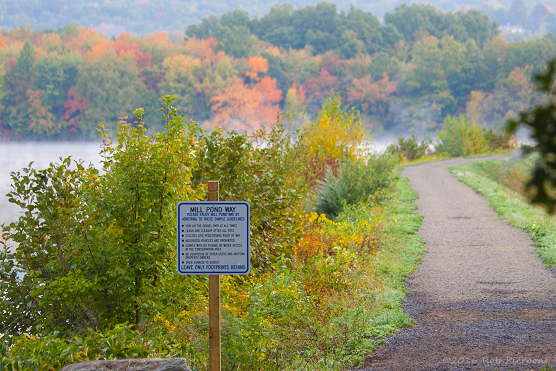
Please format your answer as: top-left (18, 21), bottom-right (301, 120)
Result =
top-left (450, 156), bottom-right (556, 267)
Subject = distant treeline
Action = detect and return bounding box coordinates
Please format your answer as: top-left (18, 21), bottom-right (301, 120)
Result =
top-left (0, 2), bottom-right (554, 140)
top-left (2, 0), bottom-right (556, 37)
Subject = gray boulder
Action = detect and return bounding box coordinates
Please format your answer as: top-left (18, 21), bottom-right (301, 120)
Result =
top-left (60, 358), bottom-right (191, 371)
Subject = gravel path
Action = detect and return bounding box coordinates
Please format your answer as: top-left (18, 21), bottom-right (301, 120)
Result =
top-left (361, 156), bottom-right (556, 371)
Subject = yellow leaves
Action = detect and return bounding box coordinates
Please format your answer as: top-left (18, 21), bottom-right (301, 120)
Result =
top-left (301, 92), bottom-right (368, 165)
top-left (154, 31), bottom-right (168, 44)
top-left (163, 54), bottom-right (202, 85)
top-left (285, 83), bottom-right (305, 111)
top-left (264, 46), bottom-right (281, 56)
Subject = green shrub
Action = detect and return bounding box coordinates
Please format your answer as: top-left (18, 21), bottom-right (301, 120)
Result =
top-left (315, 154), bottom-right (396, 219)
top-left (386, 134), bottom-right (431, 161)
top-left (191, 121), bottom-right (309, 269)
top-left (436, 115), bottom-right (514, 157)
top-left (436, 115), bottom-right (488, 157)
top-left (0, 324), bottom-right (198, 371)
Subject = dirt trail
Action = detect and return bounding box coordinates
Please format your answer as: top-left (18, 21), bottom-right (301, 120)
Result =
top-left (361, 156), bottom-right (556, 371)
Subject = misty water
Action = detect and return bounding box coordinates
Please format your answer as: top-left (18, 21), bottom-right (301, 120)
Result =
top-left (0, 142), bottom-right (103, 227)
top-left (0, 140), bottom-right (395, 227)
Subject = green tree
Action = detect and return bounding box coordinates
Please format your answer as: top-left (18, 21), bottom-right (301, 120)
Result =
top-left (385, 4), bottom-right (451, 43)
top-left (0, 98), bottom-right (204, 335)
top-left (1, 39), bottom-right (35, 138)
top-left (384, 3), bottom-right (494, 46)
top-left (292, 2), bottom-right (338, 50)
top-left (405, 36), bottom-right (448, 96)
top-left (336, 30), bottom-right (365, 59)
top-left (251, 4), bottom-right (297, 49)
top-left (186, 15), bottom-right (219, 39)
top-left (459, 9), bottom-right (493, 48)
top-left (508, 59), bottom-right (556, 212)
top-left (213, 25), bottom-right (256, 58)
top-left (220, 9), bottom-right (250, 29)
top-left (336, 6), bottom-right (385, 54)
top-left (31, 51), bottom-right (81, 118)
top-left (74, 51), bottom-right (151, 138)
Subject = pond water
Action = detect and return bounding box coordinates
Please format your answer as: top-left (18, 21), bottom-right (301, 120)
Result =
top-left (0, 139), bottom-right (394, 228)
top-left (0, 142), bottom-right (103, 226)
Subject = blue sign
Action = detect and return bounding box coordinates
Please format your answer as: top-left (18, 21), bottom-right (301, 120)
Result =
top-left (177, 201), bottom-right (250, 275)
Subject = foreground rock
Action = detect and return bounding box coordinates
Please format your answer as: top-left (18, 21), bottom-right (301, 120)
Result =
top-left (60, 359), bottom-right (191, 371)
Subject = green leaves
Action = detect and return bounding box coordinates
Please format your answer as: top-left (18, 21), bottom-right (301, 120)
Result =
top-left (507, 58), bottom-right (556, 213)
top-left (0, 97), bottom-right (205, 335)
top-left (316, 154), bottom-right (396, 219)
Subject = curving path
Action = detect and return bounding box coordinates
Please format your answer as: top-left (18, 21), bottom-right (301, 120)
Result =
top-left (361, 156), bottom-right (556, 371)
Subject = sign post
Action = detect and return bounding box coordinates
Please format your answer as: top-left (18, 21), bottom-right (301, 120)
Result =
top-left (208, 181), bottom-right (220, 371)
top-left (177, 180), bottom-right (250, 371)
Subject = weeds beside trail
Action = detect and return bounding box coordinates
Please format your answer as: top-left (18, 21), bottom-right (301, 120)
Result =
top-left (450, 156), bottom-right (556, 267)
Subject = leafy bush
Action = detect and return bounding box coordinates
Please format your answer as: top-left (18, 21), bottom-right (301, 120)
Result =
top-left (191, 121), bottom-right (309, 269)
top-left (386, 134), bottom-right (432, 161)
top-left (0, 324), bottom-right (197, 371)
top-left (436, 115), bottom-right (488, 157)
top-left (300, 91), bottom-right (368, 186)
top-left (315, 154), bottom-right (396, 219)
top-left (436, 115), bottom-right (515, 157)
top-left (482, 127), bottom-right (515, 151)
top-left (1, 99), bottom-right (205, 336)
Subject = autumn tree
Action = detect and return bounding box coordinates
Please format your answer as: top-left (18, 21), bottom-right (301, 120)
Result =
top-left (347, 73), bottom-right (396, 115)
top-left (210, 76), bottom-right (282, 132)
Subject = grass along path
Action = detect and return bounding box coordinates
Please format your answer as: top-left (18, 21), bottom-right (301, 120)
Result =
top-left (450, 157), bottom-right (556, 267)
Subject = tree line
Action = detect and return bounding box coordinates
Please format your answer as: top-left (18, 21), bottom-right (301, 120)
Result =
top-left (0, 2), bottom-right (555, 140)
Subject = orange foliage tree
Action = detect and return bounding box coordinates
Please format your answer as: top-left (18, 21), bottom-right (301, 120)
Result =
top-left (245, 56), bottom-right (268, 81)
top-left (347, 73), bottom-right (397, 114)
top-left (209, 76), bottom-right (282, 132)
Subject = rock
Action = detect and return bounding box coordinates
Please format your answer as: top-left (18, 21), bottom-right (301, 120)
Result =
top-left (60, 358), bottom-right (191, 371)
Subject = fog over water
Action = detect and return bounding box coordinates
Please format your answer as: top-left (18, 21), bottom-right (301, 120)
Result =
top-left (0, 142), bottom-right (103, 226)
top-left (0, 129), bottom-right (530, 227)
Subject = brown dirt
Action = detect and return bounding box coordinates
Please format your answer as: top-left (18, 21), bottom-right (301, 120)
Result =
top-left (359, 156), bottom-right (556, 371)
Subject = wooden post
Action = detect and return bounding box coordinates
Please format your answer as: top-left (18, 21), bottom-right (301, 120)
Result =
top-left (207, 180), bottom-right (220, 371)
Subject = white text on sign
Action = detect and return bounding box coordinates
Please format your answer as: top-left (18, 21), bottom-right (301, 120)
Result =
top-left (177, 201), bottom-right (250, 275)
